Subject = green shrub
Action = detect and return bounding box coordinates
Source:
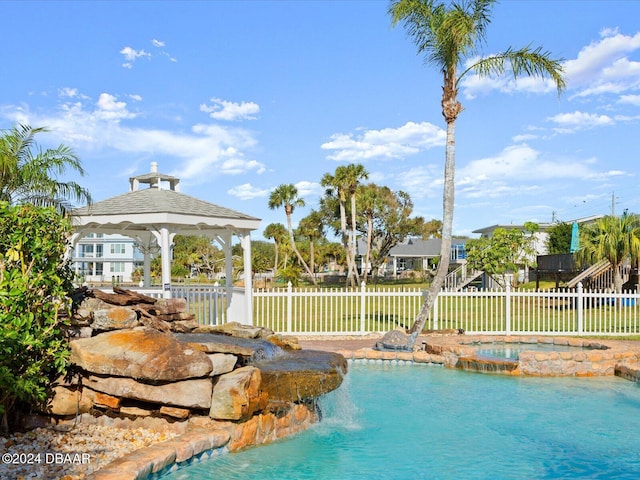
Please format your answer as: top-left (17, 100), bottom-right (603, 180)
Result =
top-left (0, 203), bottom-right (74, 433)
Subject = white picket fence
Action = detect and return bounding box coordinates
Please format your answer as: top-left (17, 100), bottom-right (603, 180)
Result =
top-left (131, 282), bottom-right (640, 336)
top-left (252, 282), bottom-right (640, 336)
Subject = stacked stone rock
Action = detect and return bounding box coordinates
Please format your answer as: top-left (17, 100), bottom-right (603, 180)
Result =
top-left (48, 287), bottom-right (345, 436)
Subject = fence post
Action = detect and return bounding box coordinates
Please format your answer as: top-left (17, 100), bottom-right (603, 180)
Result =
top-left (212, 282), bottom-right (219, 326)
top-left (286, 281), bottom-right (293, 334)
top-left (360, 282), bottom-right (367, 335)
top-left (505, 283), bottom-right (511, 335)
top-left (430, 290), bottom-right (439, 331)
top-left (577, 282), bottom-right (584, 335)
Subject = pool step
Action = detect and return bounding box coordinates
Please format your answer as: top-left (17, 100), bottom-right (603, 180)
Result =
top-left (456, 356), bottom-right (520, 375)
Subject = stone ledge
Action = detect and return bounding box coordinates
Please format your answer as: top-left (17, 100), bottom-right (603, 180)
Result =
top-left (88, 403), bottom-right (317, 480)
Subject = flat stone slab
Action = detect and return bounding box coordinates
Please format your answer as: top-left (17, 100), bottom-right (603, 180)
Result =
top-left (86, 375), bottom-right (213, 409)
top-left (174, 333), bottom-right (283, 360)
top-left (70, 328), bottom-right (213, 381)
top-left (254, 350), bottom-right (348, 404)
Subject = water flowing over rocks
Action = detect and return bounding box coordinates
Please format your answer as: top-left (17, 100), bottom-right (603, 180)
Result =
top-left (14, 287), bottom-right (348, 479)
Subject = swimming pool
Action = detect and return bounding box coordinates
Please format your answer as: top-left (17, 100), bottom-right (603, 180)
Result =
top-left (161, 362), bottom-right (640, 479)
top-left (474, 342), bottom-right (587, 360)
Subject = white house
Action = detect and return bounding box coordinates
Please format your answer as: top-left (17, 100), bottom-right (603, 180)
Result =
top-left (71, 233), bottom-right (144, 284)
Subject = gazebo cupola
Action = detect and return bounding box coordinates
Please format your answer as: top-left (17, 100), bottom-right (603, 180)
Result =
top-left (130, 161), bottom-right (180, 192)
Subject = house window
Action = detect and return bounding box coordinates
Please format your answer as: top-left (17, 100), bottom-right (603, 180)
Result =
top-left (451, 244), bottom-right (467, 261)
top-left (110, 243), bottom-right (126, 255)
top-left (110, 262), bottom-right (125, 273)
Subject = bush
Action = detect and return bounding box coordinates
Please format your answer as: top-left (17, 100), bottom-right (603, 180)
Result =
top-left (0, 203), bottom-right (74, 433)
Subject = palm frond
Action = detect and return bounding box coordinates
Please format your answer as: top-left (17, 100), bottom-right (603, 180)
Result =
top-left (460, 45), bottom-right (566, 93)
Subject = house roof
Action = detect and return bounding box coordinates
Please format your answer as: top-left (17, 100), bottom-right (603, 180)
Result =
top-left (472, 215), bottom-right (605, 236)
top-left (389, 238), bottom-right (469, 257)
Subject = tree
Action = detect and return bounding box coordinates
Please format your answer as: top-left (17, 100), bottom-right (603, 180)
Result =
top-left (264, 222), bottom-right (288, 276)
top-left (171, 235), bottom-right (224, 279)
top-left (389, 0), bottom-right (565, 345)
top-left (297, 210), bottom-right (326, 278)
top-left (356, 184), bottom-right (426, 280)
top-left (546, 222), bottom-right (572, 254)
top-left (0, 203), bottom-right (74, 433)
top-left (422, 219), bottom-right (443, 239)
top-left (577, 214), bottom-right (640, 293)
top-left (321, 164), bottom-right (368, 287)
top-left (465, 222), bottom-right (539, 288)
top-left (268, 184), bottom-right (317, 286)
top-left (0, 124), bottom-right (91, 214)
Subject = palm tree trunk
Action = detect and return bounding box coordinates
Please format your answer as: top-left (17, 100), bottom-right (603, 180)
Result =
top-left (273, 241), bottom-right (279, 280)
top-left (408, 118), bottom-right (456, 344)
top-left (364, 216), bottom-right (373, 283)
top-left (286, 212), bottom-right (318, 286)
top-left (350, 193), bottom-right (361, 286)
top-left (339, 201), bottom-right (354, 287)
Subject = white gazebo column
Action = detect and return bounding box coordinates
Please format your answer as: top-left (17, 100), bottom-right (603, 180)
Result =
top-left (152, 226), bottom-right (175, 299)
top-left (143, 249), bottom-right (151, 287)
top-left (240, 231), bottom-right (253, 325)
top-left (220, 232), bottom-right (234, 305)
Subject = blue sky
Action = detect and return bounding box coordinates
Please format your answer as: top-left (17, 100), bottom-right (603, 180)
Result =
top-left (1, 0), bottom-right (639, 239)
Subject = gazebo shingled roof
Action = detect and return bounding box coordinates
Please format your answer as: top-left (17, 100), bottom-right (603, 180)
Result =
top-left (69, 162), bottom-right (260, 323)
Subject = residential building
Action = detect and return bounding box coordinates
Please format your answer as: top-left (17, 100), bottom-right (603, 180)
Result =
top-left (72, 233), bottom-right (144, 284)
top-left (357, 237), bottom-right (470, 276)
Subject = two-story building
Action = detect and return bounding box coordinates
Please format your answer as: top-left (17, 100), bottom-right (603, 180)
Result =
top-left (72, 233), bottom-right (144, 284)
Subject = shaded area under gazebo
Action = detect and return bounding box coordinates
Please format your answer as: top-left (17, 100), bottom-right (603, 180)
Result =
top-left (70, 162), bottom-right (260, 324)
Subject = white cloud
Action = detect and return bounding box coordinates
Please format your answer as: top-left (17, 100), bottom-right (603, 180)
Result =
top-left (321, 121), bottom-right (445, 162)
top-left (228, 183), bottom-right (270, 200)
top-left (200, 98), bottom-right (260, 121)
top-left (547, 110), bottom-right (614, 132)
top-left (151, 39), bottom-right (165, 47)
top-left (395, 165), bottom-right (442, 200)
top-left (565, 29), bottom-right (640, 97)
top-left (512, 133), bottom-right (538, 143)
top-left (120, 46), bottom-right (150, 68)
top-left (95, 93), bottom-right (137, 121)
top-left (452, 144), bottom-right (611, 202)
top-left (0, 90), bottom-right (262, 184)
top-left (294, 180), bottom-right (322, 198)
top-left (619, 94), bottom-right (640, 106)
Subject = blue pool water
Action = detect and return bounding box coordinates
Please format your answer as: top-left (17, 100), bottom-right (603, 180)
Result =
top-left (474, 342), bottom-right (586, 360)
top-left (162, 363), bottom-right (640, 479)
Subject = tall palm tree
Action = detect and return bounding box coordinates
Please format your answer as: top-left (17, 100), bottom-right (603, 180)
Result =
top-left (577, 214), bottom-right (640, 294)
top-left (357, 183), bottom-right (380, 283)
top-left (389, 0), bottom-right (565, 345)
top-left (268, 184), bottom-right (317, 286)
top-left (321, 163), bottom-right (368, 287)
top-left (263, 222), bottom-right (288, 278)
top-left (0, 124), bottom-right (91, 213)
top-left (297, 210), bottom-right (326, 279)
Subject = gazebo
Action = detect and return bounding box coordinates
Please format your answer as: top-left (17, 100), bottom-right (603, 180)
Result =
top-left (70, 162), bottom-right (261, 323)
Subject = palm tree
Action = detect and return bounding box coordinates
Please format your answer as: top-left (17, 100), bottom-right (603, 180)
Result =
top-left (357, 183), bottom-right (380, 283)
top-left (268, 184), bottom-right (317, 286)
top-left (321, 163), bottom-right (368, 286)
top-left (263, 222), bottom-right (288, 278)
top-left (297, 210), bottom-right (326, 279)
top-left (577, 214), bottom-right (640, 294)
top-left (389, 0), bottom-right (565, 345)
top-left (0, 124), bottom-right (91, 213)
